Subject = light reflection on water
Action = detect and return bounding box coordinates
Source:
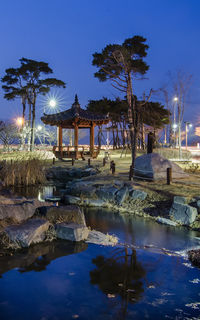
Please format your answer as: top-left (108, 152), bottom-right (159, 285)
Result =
top-left (0, 204), bottom-right (200, 319)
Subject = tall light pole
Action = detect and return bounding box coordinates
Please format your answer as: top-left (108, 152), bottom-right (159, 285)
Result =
top-left (173, 97), bottom-right (178, 147)
top-left (48, 99), bottom-right (59, 147)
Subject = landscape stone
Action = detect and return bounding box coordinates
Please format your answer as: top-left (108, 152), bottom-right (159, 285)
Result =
top-left (130, 190), bottom-right (147, 200)
top-left (64, 195), bottom-right (81, 205)
top-left (156, 217), bottom-right (178, 226)
top-left (56, 223), bottom-right (89, 241)
top-left (0, 199), bottom-right (52, 223)
top-left (115, 187), bottom-right (129, 205)
top-left (83, 199), bottom-right (108, 207)
top-left (35, 205), bottom-right (86, 225)
top-left (95, 186), bottom-right (118, 202)
top-left (5, 219), bottom-right (50, 247)
top-left (134, 153), bottom-right (188, 180)
top-left (169, 202), bottom-right (198, 225)
top-left (197, 200), bottom-right (200, 211)
top-left (173, 196), bottom-right (187, 204)
top-left (188, 249), bottom-right (200, 267)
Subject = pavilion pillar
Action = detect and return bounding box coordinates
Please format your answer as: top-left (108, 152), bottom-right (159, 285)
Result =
top-left (74, 123), bottom-right (78, 159)
top-left (90, 124), bottom-right (95, 157)
top-left (58, 126), bottom-right (63, 157)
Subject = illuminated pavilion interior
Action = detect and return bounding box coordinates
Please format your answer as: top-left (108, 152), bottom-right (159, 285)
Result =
top-left (41, 95), bottom-right (109, 159)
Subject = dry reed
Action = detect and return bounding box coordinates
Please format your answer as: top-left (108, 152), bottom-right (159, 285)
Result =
top-left (0, 153), bottom-right (47, 186)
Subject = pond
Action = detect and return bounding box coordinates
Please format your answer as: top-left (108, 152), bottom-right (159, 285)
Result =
top-left (0, 205), bottom-right (200, 320)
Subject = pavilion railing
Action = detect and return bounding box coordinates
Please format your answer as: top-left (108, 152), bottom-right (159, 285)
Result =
top-left (52, 145), bottom-right (100, 159)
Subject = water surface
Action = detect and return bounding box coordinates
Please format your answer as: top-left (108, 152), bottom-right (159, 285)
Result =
top-left (0, 208), bottom-right (200, 320)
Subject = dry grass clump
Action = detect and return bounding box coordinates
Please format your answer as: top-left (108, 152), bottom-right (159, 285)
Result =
top-left (0, 154), bottom-right (47, 186)
top-left (0, 231), bottom-right (20, 250)
top-left (154, 148), bottom-right (192, 160)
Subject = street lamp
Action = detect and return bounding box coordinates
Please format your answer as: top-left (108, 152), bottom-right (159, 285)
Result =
top-left (172, 97), bottom-right (178, 147)
top-left (16, 117), bottom-right (24, 127)
top-left (184, 121), bottom-right (192, 150)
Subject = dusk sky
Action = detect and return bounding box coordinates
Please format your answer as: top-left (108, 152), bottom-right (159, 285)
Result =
top-left (0, 0), bottom-right (200, 128)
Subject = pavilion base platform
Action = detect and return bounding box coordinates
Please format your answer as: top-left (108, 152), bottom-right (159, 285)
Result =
top-left (53, 146), bottom-right (100, 160)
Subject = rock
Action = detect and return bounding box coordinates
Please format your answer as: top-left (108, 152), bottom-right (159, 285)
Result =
top-left (197, 200), bottom-right (200, 213)
top-left (0, 199), bottom-right (52, 223)
top-left (45, 197), bottom-right (61, 202)
top-left (46, 167), bottom-right (98, 183)
top-left (5, 219), bottom-right (50, 247)
top-left (134, 153), bottom-right (188, 180)
top-left (35, 205), bottom-right (86, 226)
top-left (156, 217), bottom-right (178, 226)
top-left (95, 186), bottom-right (118, 202)
top-left (113, 180), bottom-right (124, 188)
top-left (130, 190), bottom-right (147, 200)
top-left (173, 196), bottom-right (187, 204)
top-left (70, 185), bottom-right (96, 198)
top-left (83, 199), bottom-right (108, 207)
top-left (64, 195), bottom-right (81, 205)
top-left (169, 202), bottom-right (198, 225)
top-left (56, 223), bottom-right (89, 241)
top-left (188, 249), bottom-right (200, 267)
top-left (115, 187), bottom-right (129, 205)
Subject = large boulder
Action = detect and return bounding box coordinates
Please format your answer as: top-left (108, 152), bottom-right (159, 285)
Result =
top-left (134, 153), bottom-right (188, 180)
top-left (0, 199), bottom-right (52, 223)
top-left (169, 202), bottom-right (198, 225)
top-left (56, 223), bottom-right (89, 241)
top-left (35, 205), bottom-right (86, 226)
top-left (5, 219), bottom-right (50, 247)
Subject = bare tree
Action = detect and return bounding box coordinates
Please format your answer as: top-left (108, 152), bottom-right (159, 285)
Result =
top-left (0, 121), bottom-right (19, 151)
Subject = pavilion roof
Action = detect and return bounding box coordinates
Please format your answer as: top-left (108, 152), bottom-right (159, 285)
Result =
top-left (41, 95), bottom-right (109, 126)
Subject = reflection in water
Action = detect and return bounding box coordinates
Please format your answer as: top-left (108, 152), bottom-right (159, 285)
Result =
top-left (90, 248), bottom-right (146, 318)
top-left (0, 240), bottom-right (87, 276)
top-left (85, 207), bottom-right (200, 251)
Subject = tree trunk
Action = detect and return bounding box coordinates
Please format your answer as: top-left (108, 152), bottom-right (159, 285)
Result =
top-left (20, 97), bottom-right (26, 150)
top-left (27, 103), bottom-right (32, 151)
top-left (30, 98), bottom-right (36, 152)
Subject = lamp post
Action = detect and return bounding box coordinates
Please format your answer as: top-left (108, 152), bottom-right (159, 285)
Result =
top-left (48, 99), bottom-right (59, 147)
top-left (172, 97), bottom-right (178, 147)
top-left (184, 121), bottom-right (192, 150)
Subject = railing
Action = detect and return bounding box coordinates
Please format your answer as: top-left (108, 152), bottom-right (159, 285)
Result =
top-left (52, 145), bottom-right (100, 159)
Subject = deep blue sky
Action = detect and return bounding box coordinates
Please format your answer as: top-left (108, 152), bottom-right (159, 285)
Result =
top-left (0, 0), bottom-right (199, 127)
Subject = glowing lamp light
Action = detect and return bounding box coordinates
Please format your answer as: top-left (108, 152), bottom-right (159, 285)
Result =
top-left (49, 99), bottom-right (57, 108)
top-left (16, 117), bottom-right (24, 126)
top-left (37, 125), bottom-right (42, 131)
top-left (189, 123), bottom-right (193, 128)
top-left (172, 123), bottom-right (178, 129)
top-left (173, 97), bottom-right (178, 102)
